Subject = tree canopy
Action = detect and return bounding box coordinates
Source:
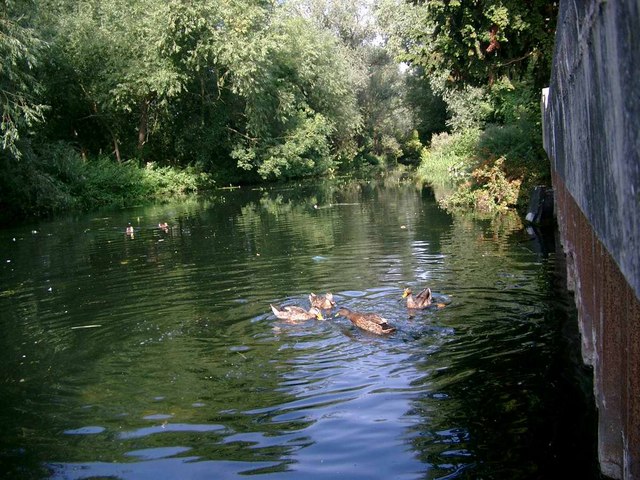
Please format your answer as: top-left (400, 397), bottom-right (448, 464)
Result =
top-left (0, 0), bottom-right (558, 220)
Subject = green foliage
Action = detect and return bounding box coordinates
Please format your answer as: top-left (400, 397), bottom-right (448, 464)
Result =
top-left (418, 118), bottom-right (548, 214)
top-left (356, 47), bottom-right (413, 166)
top-left (400, 130), bottom-right (423, 165)
top-left (442, 157), bottom-right (521, 213)
top-left (0, 0), bottom-right (558, 222)
top-left (0, 0), bottom-right (47, 158)
top-left (404, 69), bottom-right (448, 142)
top-left (380, 0), bottom-right (558, 90)
top-left (226, 13), bottom-right (363, 178)
top-left (233, 110), bottom-right (337, 180)
top-left (417, 129), bottom-right (480, 186)
top-left (378, 0), bottom-right (557, 218)
top-left (0, 143), bottom-right (214, 221)
top-left (489, 76), bottom-right (540, 124)
top-left (443, 85), bottom-right (494, 131)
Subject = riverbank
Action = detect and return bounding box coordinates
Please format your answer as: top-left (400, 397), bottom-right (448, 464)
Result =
top-left (0, 142), bottom-right (391, 225)
top-left (0, 143), bottom-right (214, 224)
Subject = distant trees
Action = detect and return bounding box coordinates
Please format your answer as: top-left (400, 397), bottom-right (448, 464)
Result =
top-left (379, 0), bottom-right (558, 213)
top-left (27, 0), bottom-right (381, 179)
top-left (3, 0), bottom-right (430, 180)
top-left (0, 0), bottom-right (558, 220)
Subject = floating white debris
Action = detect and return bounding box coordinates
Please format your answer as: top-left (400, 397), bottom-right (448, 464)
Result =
top-left (71, 324), bottom-right (102, 330)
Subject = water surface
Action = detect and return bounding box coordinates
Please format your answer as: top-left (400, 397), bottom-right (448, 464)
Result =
top-left (0, 179), bottom-right (598, 479)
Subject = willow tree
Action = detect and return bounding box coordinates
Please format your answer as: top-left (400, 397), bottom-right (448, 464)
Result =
top-left (0, 0), bottom-right (46, 158)
top-left (229, 12), bottom-right (363, 179)
top-left (39, 0), bottom-right (194, 162)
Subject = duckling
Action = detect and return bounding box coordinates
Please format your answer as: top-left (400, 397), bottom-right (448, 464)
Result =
top-left (402, 286), bottom-right (432, 309)
top-left (334, 308), bottom-right (396, 335)
top-left (270, 304), bottom-right (324, 321)
top-left (309, 292), bottom-right (336, 310)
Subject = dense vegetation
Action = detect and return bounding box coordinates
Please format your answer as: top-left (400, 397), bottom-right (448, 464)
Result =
top-left (1, 0), bottom-right (557, 221)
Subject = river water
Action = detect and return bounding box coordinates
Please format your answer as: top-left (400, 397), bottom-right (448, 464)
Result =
top-left (0, 179), bottom-right (600, 479)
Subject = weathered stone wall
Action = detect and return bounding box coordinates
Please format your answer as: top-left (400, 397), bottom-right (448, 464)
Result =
top-left (542, 1), bottom-right (640, 479)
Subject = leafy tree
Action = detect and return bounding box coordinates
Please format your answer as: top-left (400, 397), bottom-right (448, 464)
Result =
top-left (289, 0), bottom-right (426, 168)
top-left (39, 0), bottom-right (191, 161)
top-left (404, 67), bottom-right (447, 142)
top-left (357, 47), bottom-right (412, 164)
top-left (229, 13), bottom-right (362, 179)
top-left (0, 0), bottom-right (46, 158)
top-left (380, 0), bottom-right (557, 90)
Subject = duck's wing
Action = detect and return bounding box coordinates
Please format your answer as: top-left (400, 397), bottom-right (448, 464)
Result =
top-left (366, 315), bottom-right (395, 334)
top-left (415, 287), bottom-right (432, 305)
top-left (284, 306), bottom-right (308, 314)
top-left (271, 305), bottom-right (308, 319)
top-left (364, 313), bottom-right (391, 326)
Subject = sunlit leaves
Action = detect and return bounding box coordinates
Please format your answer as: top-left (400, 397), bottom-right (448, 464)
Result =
top-left (380, 0), bottom-right (557, 89)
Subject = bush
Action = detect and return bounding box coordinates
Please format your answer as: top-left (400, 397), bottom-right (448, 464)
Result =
top-left (443, 86), bottom-right (493, 131)
top-left (441, 157), bottom-right (521, 213)
top-left (416, 129), bottom-right (480, 186)
top-left (400, 130), bottom-right (423, 165)
top-left (417, 118), bottom-right (548, 214)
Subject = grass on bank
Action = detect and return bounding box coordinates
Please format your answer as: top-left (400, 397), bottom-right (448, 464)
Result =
top-left (0, 143), bottom-right (215, 222)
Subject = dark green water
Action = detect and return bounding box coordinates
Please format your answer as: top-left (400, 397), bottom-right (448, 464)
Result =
top-left (0, 179), bottom-right (599, 479)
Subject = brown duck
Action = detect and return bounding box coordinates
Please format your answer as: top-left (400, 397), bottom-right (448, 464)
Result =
top-left (270, 304), bottom-right (324, 321)
top-left (309, 292), bottom-right (336, 310)
top-left (402, 286), bottom-right (432, 309)
top-left (335, 308), bottom-right (396, 335)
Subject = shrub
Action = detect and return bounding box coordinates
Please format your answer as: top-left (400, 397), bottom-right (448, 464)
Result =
top-left (1, 142), bottom-right (215, 221)
top-left (416, 129), bottom-right (480, 186)
top-left (400, 129), bottom-right (423, 165)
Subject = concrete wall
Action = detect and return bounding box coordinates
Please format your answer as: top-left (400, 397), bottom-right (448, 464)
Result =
top-left (542, 1), bottom-right (640, 478)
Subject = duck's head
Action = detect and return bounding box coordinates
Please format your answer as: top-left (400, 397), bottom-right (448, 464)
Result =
top-left (309, 307), bottom-right (324, 320)
top-left (335, 307), bottom-right (350, 317)
top-left (402, 288), bottom-right (412, 298)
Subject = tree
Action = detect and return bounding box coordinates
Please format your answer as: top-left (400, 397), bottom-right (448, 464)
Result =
top-left (40, 0), bottom-right (190, 162)
top-left (230, 13), bottom-right (363, 179)
top-left (380, 0), bottom-right (557, 90)
top-left (0, 0), bottom-right (46, 158)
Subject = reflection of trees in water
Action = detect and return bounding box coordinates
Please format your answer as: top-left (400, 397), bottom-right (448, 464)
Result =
top-left (0, 180), bottom-right (597, 478)
top-left (403, 210), bottom-right (597, 479)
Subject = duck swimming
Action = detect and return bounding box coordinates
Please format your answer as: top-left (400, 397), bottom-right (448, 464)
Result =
top-left (402, 286), bottom-right (432, 309)
top-left (334, 308), bottom-right (396, 335)
top-left (270, 304), bottom-right (324, 321)
top-left (309, 292), bottom-right (336, 310)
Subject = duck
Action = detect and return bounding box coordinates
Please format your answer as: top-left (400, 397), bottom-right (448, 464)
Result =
top-left (309, 292), bottom-right (336, 310)
top-left (402, 286), bottom-right (432, 309)
top-left (334, 308), bottom-right (396, 335)
top-left (270, 304), bottom-right (324, 321)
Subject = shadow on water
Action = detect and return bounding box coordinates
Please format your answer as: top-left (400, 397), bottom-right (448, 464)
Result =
top-left (0, 179), bottom-right (600, 479)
